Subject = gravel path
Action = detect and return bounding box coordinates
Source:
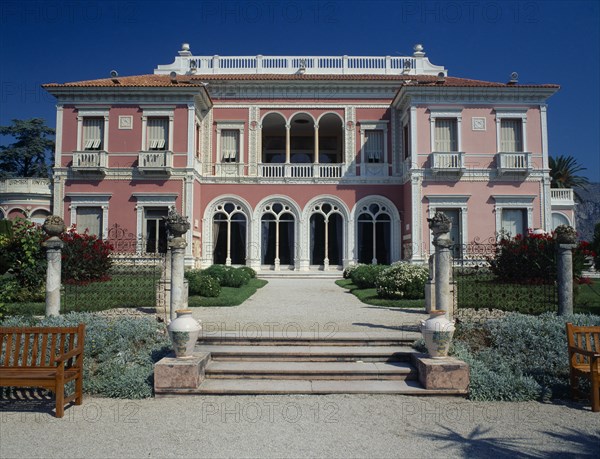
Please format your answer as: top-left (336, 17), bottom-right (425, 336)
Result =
top-left (190, 278), bottom-right (428, 335)
top-left (3, 278), bottom-right (599, 458)
top-left (1, 394), bottom-right (598, 458)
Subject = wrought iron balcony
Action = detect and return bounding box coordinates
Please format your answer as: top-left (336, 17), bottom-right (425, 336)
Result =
top-left (138, 151), bottom-right (173, 176)
top-left (431, 152), bottom-right (465, 175)
top-left (496, 152), bottom-right (532, 176)
top-left (71, 151), bottom-right (108, 175)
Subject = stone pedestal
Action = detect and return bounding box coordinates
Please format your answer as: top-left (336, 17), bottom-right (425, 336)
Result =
top-left (169, 237), bottom-right (187, 321)
top-left (558, 243), bottom-right (577, 316)
top-left (154, 352), bottom-right (210, 394)
top-left (412, 354), bottom-right (469, 392)
top-left (42, 216), bottom-right (66, 317)
top-left (427, 212), bottom-right (454, 321)
top-left (43, 238), bottom-right (64, 317)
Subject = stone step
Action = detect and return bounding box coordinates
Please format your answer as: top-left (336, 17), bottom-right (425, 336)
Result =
top-left (196, 344), bottom-right (416, 362)
top-left (191, 379), bottom-right (467, 395)
top-left (257, 271), bottom-right (342, 279)
top-left (205, 360), bottom-right (417, 380)
top-left (199, 331), bottom-right (419, 347)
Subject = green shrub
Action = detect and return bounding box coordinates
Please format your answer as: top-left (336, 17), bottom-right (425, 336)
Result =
top-left (185, 270), bottom-right (221, 297)
top-left (0, 274), bottom-right (45, 303)
top-left (490, 230), bottom-right (593, 283)
top-left (349, 264), bottom-right (388, 289)
top-left (592, 222), bottom-right (600, 271)
top-left (221, 268), bottom-right (250, 288)
top-left (375, 262), bottom-right (428, 299)
top-left (342, 264), bottom-right (362, 279)
top-left (1, 313), bottom-right (170, 399)
top-left (202, 264), bottom-right (232, 285)
top-left (452, 312), bottom-right (600, 401)
top-left (238, 266), bottom-right (257, 279)
top-left (2, 218), bottom-right (46, 290)
top-left (61, 227), bottom-right (113, 283)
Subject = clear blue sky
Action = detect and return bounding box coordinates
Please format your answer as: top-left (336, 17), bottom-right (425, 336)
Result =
top-left (1, 0), bottom-right (598, 181)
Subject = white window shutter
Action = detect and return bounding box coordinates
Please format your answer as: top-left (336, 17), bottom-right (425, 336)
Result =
top-left (501, 119), bottom-right (523, 152)
top-left (435, 119), bottom-right (457, 152)
top-left (221, 130), bottom-right (239, 162)
top-left (365, 130), bottom-right (383, 162)
top-left (147, 118), bottom-right (168, 150)
top-left (83, 118), bottom-right (103, 150)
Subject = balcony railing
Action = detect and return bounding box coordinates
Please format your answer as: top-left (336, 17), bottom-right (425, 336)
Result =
top-left (0, 178), bottom-right (52, 195)
top-left (551, 189), bottom-right (575, 207)
top-left (496, 152), bottom-right (532, 175)
top-left (138, 151), bottom-right (173, 175)
top-left (431, 152), bottom-right (465, 174)
top-left (258, 163), bottom-right (344, 179)
top-left (72, 151), bottom-right (108, 174)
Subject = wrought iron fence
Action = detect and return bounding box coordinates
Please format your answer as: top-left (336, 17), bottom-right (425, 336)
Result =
top-left (61, 224), bottom-right (166, 313)
top-left (452, 239), bottom-right (559, 315)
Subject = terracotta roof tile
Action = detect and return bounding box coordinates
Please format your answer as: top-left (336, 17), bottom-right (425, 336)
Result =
top-left (42, 73), bottom-right (559, 89)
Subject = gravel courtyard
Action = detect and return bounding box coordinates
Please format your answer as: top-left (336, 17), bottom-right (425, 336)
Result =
top-left (1, 277), bottom-right (599, 458)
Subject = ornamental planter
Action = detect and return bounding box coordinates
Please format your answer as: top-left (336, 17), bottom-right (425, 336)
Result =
top-left (420, 310), bottom-right (455, 358)
top-left (167, 309), bottom-right (201, 358)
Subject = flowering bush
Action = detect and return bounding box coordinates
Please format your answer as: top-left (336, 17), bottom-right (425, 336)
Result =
top-left (349, 264), bottom-right (389, 289)
top-left (490, 229), bottom-right (595, 284)
top-left (60, 226), bottom-right (113, 283)
top-left (1, 218), bottom-right (46, 290)
top-left (185, 270), bottom-right (221, 297)
top-left (375, 262), bottom-right (429, 299)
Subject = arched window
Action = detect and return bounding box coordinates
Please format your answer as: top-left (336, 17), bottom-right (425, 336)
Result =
top-left (261, 202), bottom-right (295, 267)
top-left (310, 202), bottom-right (343, 267)
top-left (213, 202), bottom-right (247, 265)
top-left (552, 212), bottom-right (570, 230)
top-left (30, 209), bottom-right (51, 226)
top-left (357, 203), bottom-right (391, 264)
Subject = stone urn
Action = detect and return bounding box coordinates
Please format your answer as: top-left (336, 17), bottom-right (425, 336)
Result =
top-left (167, 309), bottom-right (201, 359)
top-left (554, 225), bottom-right (577, 245)
top-left (165, 206), bottom-right (190, 238)
top-left (42, 215), bottom-right (66, 237)
top-left (420, 310), bottom-right (455, 358)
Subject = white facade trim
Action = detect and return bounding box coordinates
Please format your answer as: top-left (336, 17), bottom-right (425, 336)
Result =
top-left (428, 108), bottom-right (463, 153)
top-left (215, 121), bottom-right (246, 165)
top-left (141, 107), bottom-right (175, 151)
top-left (494, 108), bottom-right (528, 153)
top-left (66, 193), bottom-right (111, 239)
top-left (492, 195), bottom-right (535, 235)
top-left (76, 107), bottom-right (109, 152)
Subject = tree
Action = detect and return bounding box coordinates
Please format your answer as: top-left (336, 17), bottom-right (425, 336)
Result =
top-left (593, 222), bottom-right (600, 271)
top-left (549, 155), bottom-right (590, 202)
top-left (0, 118), bottom-right (55, 178)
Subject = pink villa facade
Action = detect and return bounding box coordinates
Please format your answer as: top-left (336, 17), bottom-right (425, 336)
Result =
top-left (28, 43), bottom-right (576, 270)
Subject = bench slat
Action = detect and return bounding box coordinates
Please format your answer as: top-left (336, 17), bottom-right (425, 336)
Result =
top-left (0, 324), bottom-right (86, 418)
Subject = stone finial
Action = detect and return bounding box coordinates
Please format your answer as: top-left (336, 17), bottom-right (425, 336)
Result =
top-left (427, 211), bottom-right (452, 235)
top-left (413, 44), bottom-right (425, 57)
top-left (554, 225), bottom-right (577, 245)
top-left (179, 43), bottom-right (192, 56)
top-left (42, 215), bottom-right (66, 237)
top-left (165, 206), bottom-right (190, 238)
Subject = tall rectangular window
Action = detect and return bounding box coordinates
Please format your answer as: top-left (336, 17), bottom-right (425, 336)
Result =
top-left (221, 129), bottom-right (240, 163)
top-left (501, 209), bottom-right (526, 237)
top-left (147, 117), bottom-right (169, 150)
top-left (83, 118), bottom-right (104, 150)
top-left (364, 130), bottom-right (384, 163)
top-left (403, 125), bottom-right (410, 160)
top-left (500, 119), bottom-right (523, 152)
top-left (76, 207), bottom-right (102, 237)
top-left (434, 119), bottom-right (458, 152)
top-left (144, 208), bottom-right (168, 253)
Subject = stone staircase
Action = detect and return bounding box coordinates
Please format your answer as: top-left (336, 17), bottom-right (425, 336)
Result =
top-left (155, 332), bottom-right (469, 396)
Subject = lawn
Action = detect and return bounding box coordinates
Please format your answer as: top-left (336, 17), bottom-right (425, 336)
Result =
top-left (188, 278), bottom-right (268, 307)
top-left (335, 279), bottom-right (424, 308)
top-left (575, 279), bottom-right (600, 315)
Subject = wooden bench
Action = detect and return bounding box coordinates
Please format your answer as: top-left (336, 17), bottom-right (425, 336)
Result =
top-left (566, 323), bottom-right (600, 412)
top-left (0, 324), bottom-right (85, 418)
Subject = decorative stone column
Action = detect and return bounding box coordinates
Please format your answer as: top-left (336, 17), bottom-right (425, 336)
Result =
top-left (165, 207), bottom-right (190, 322)
top-left (555, 225), bottom-right (577, 316)
top-left (427, 212), bottom-right (453, 320)
top-left (42, 216), bottom-right (66, 317)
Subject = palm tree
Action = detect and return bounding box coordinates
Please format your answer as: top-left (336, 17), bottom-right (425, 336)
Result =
top-left (549, 155), bottom-right (590, 201)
